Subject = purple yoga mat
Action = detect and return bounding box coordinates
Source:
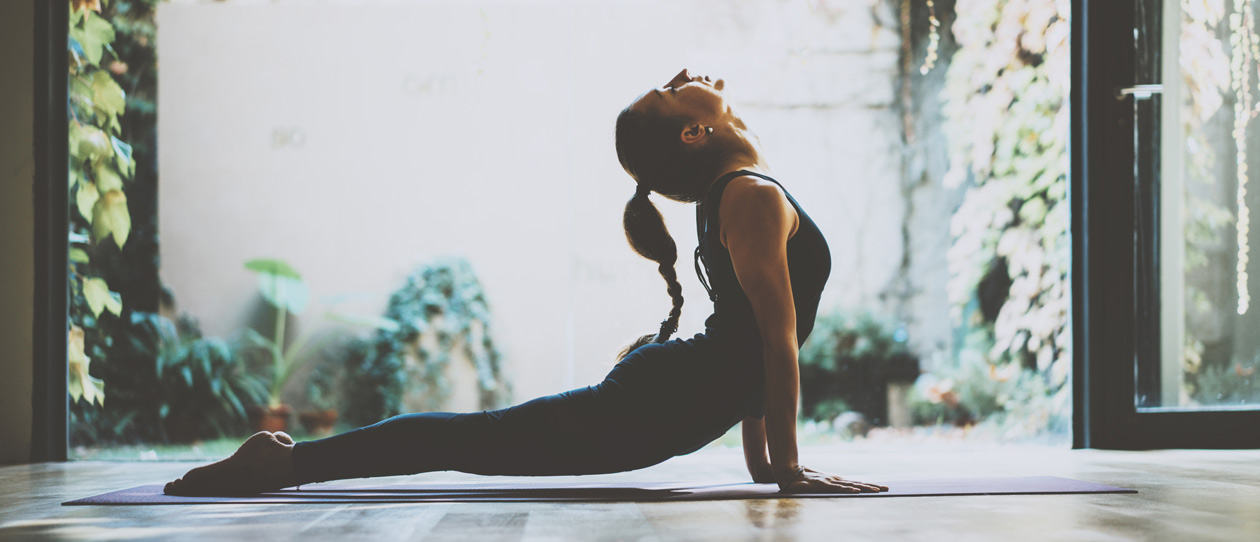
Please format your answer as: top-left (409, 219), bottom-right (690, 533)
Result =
top-left (64, 476), bottom-right (1134, 505)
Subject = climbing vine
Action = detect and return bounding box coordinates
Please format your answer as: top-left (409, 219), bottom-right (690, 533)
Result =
top-left (940, 0), bottom-right (1072, 433)
top-left (67, 0), bottom-right (137, 407)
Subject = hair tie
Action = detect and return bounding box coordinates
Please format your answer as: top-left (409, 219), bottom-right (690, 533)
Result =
top-left (635, 184), bottom-right (652, 199)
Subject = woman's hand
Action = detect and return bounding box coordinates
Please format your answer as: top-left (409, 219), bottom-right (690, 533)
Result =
top-left (778, 466), bottom-right (888, 494)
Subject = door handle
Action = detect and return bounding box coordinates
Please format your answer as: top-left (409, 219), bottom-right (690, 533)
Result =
top-left (1115, 84), bottom-right (1164, 100)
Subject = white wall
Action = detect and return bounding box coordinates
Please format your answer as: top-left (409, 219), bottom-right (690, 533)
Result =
top-left (157, 0), bottom-right (912, 405)
top-left (0, 0), bottom-right (36, 464)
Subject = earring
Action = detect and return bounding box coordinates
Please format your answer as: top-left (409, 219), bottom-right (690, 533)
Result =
top-left (705, 126), bottom-right (714, 135)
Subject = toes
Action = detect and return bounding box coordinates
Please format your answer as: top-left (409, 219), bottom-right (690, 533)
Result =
top-left (273, 432), bottom-right (295, 445)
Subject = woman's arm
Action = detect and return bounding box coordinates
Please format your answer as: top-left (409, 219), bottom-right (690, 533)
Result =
top-left (720, 177), bottom-right (802, 487)
top-left (721, 177), bottom-right (886, 494)
top-left (741, 416), bottom-right (776, 483)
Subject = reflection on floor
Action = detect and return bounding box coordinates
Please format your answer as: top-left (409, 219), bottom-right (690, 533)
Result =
top-left (2, 446), bottom-right (1257, 541)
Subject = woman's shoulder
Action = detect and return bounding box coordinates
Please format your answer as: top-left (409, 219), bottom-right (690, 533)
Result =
top-left (707, 171), bottom-right (785, 203)
top-left (723, 175), bottom-right (786, 203)
top-left (718, 175), bottom-right (797, 241)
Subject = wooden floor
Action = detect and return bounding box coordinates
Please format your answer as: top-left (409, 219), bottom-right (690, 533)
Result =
top-left (1, 446), bottom-right (1257, 541)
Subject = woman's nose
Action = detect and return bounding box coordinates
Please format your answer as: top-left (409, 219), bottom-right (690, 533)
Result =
top-left (666, 69), bottom-right (691, 89)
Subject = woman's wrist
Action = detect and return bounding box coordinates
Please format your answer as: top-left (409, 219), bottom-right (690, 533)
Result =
top-left (774, 464), bottom-right (805, 489)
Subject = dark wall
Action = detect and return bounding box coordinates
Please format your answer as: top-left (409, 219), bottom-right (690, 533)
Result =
top-left (0, 0), bottom-right (37, 464)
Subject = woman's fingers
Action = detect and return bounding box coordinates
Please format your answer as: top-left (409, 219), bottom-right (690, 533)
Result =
top-left (816, 478), bottom-right (884, 493)
top-left (787, 479), bottom-right (872, 494)
top-left (781, 467), bottom-right (889, 494)
top-left (823, 475), bottom-right (887, 493)
top-left (847, 481), bottom-right (884, 492)
top-left (791, 480), bottom-right (858, 493)
top-left (831, 480), bottom-right (876, 493)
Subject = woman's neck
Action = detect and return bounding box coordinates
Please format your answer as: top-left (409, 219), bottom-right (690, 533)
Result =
top-left (708, 129), bottom-right (770, 187)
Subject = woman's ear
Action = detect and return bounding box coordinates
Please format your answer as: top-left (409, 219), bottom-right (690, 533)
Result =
top-left (680, 123), bottom-right (706, 144)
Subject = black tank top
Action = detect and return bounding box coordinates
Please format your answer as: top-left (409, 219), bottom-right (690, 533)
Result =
top-left (694, 170), bottom-right (832, 417)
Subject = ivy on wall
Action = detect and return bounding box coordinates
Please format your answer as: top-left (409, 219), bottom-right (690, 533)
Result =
top-left (940, 0), bottom-right (1072, 433)
top-left (67, 0), bottom-right (137, 407)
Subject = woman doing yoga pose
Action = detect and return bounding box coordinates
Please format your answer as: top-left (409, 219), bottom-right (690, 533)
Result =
top-left (165, 69), bottom-right (887, 496)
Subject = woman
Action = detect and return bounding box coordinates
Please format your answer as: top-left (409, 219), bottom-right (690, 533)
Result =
top-left (165, 69), bottom-right (887, 496)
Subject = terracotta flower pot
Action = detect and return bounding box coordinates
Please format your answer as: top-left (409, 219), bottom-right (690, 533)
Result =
top-left (299, 409), bottom-right (339, 437)
top-left (248, 404), bottom-right (292, 433)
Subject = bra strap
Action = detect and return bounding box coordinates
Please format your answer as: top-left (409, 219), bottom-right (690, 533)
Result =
top-left (694, 170), bottom-right (759, 303)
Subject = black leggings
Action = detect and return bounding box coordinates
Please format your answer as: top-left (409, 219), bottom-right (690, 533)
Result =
top-left (291, 338), bottom-right (752, 485)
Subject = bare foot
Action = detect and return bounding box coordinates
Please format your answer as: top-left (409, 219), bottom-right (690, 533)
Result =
top-left (164, 431), bottom-right (298, 496)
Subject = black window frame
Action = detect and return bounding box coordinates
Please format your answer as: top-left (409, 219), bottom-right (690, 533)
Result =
top-left (31, 0), bottom-right (69, 462)
top-left (1073, 0), bottom-right (1260, 449)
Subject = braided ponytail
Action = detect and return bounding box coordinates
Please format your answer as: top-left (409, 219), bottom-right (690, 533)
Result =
top-left (616, 186), bottom-right (684, 360)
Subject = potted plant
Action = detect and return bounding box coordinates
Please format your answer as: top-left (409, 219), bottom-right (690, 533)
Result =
top-left (298, 358), bottom-right (340, 437)
top-left (240, 258), bottom-right (312, 433)
top-left (797, 310), bottom-right (920, 427)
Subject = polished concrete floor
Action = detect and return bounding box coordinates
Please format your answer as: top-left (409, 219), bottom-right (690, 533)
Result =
top-left (1, 446), bottom-right (1257, 541)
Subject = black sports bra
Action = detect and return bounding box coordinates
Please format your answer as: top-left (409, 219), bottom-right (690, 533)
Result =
top-left (694, 170), bottom-right (832, 354)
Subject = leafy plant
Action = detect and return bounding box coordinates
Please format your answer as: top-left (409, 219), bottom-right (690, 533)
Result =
top-left (67, 0), bottom-right (138, 408)
top-left (909, 329), bottom-right (1068, 438)
top-left (69, 311), bottom-right (269, 445)
top-left (146, 314), bottom-right (271, 441)
top-left (237, 258), bottom-right (315, 408)
top-left (342, 258), bottom-right (509, 426)
top-left (940, 0), bottom-right (1072, 427)
top-left (1190, 354), bottom-right (1259, 407)
top-left (797, 310), bottom-right (917, 425)
top-left (304, 356), bottom-right (342, 412)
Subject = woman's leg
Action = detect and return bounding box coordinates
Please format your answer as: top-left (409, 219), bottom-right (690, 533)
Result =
top-left (165, 384), bottom-right (651, 495)
top-left (292, 391), bottom-right (618, 484)
top-left (163, 341), bottom-right (742, 495)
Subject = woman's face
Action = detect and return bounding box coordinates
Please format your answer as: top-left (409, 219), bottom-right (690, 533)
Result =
top-left (632, 68), bottom-right (729, 122)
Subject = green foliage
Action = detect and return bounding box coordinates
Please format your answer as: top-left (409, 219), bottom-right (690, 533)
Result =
top-left (67, 1), bottom-right (136, 408)
top-left (939, 0), bottom-right (1071, 432)
top-left (70, 312), bottom-right (269, 445)
top-left (342, 258), bottom-right (509, 426)
top-left (148, 315), bottom-right (271, 440)
top-left (67, 326), bottom-right (104, 407)
top-left (239, 258), bottom-right (314, 407)
top-left (245, 258), bottom-right (309, 314)
top-left (1190, 359), bottom-right (1259, 407)
top-left (909, 330), bottom-right (1068, 437)
top-left (83, 277), bottom-right (123, 318)
top-left (797, 311), bottom-right (917, 425)
top-left (69, 3), bottom-right (116, 66)
top-left (305, 357), bottom-right (342, 411)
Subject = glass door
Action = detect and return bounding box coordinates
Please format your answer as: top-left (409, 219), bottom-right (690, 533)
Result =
top-left (1079, 0), bottom-right (1260, 448)
top-left (1135, 0), bottom-right (1260, 412)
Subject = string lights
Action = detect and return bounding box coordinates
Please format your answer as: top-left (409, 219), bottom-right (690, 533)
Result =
top-left (920, 0), bottom-right (941, 75)
top-left (1229, 0), bottom-right (1257, 315)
